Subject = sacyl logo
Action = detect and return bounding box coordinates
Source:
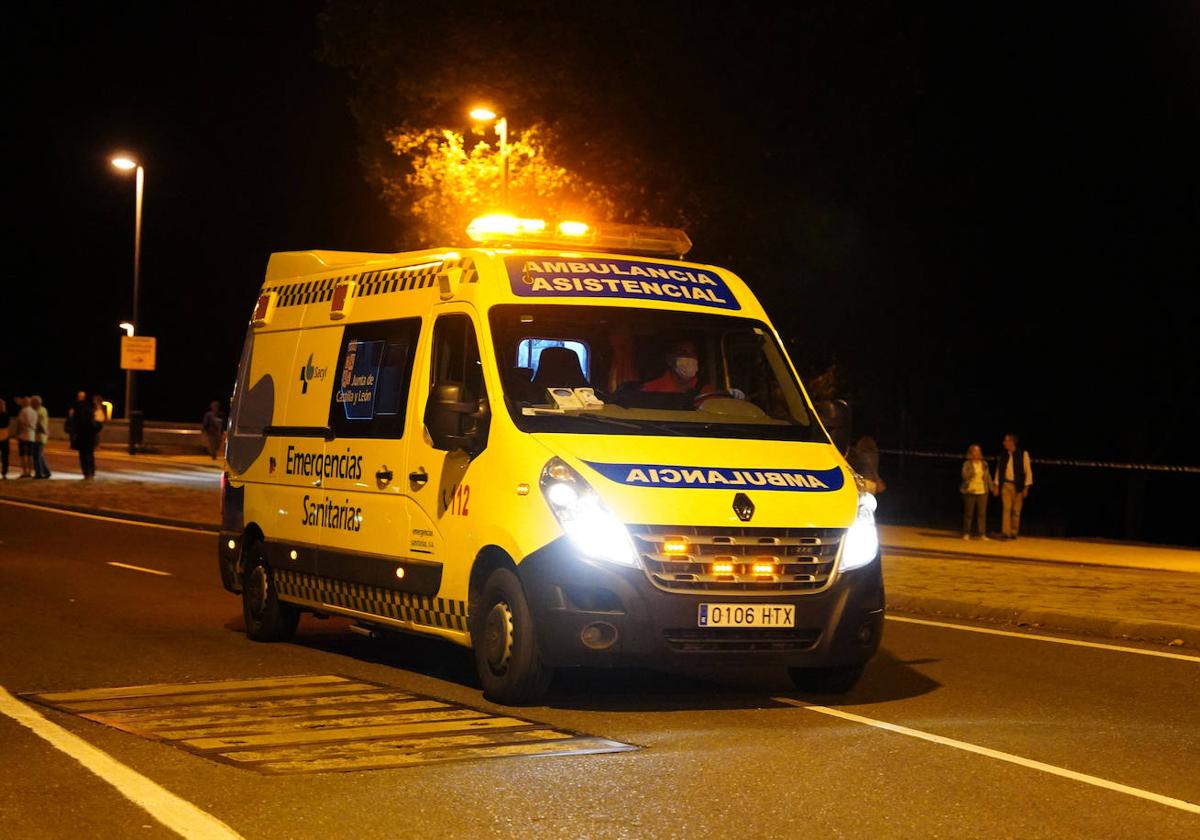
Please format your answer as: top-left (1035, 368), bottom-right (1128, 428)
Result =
top-left (298, 353), bottom-right (327, 394)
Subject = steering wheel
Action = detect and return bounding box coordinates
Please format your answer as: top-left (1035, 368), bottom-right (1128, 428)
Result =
top-left (693, 389), bottom-right (744, 407)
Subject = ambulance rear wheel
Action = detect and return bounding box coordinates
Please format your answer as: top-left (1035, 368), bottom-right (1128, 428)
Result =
top-left (473, 568), bottom-right (552, 705)
top-left (787, 664), bottom-right (864, 694)
top-left (242, 544), bottom-right (299, 642)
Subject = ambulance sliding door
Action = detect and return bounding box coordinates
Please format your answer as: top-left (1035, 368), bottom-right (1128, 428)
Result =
top-left (227, 324), bottom-right (303, 548)
top-left (318, 318), bottom-right (423, 604)
top-left (268, 324), bottom-right (344, 563)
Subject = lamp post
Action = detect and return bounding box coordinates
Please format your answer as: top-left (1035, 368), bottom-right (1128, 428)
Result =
top-left (111, 156), bottom-right (143, 423)
top-left (469, 107), bottom-right (509, 207)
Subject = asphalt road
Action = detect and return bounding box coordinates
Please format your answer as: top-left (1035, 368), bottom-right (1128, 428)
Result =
top-left (1, 502), bottom-right (1197, 839)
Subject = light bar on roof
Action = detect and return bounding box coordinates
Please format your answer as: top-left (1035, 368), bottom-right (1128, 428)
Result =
top-left (465, 214), bottom-right (692, 257)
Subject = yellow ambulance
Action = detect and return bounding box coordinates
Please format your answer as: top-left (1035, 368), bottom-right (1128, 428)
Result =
top-left (218, 216), bottom-right (883, 704)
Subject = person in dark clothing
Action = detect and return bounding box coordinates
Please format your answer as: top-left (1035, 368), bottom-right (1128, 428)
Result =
top-left (991, 433), bottom-right (1033, 539)
top-left (202, 401), bottom-right (225, 459)
top-left (0, 397), bottom-right (10, 479)
top-left (67, 391), bottom-right (99, 479)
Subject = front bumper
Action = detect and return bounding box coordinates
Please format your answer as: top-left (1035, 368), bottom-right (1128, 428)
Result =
top-left (517, 537), bottom-right (884, 669)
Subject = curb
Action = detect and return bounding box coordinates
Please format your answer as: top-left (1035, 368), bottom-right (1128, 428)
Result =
top-left (886, 593), bottom-right (1200, 649)
top-left (0, 495), bottom-right (219, 533)
top-left (881, 543), bottom-right (1192, 574)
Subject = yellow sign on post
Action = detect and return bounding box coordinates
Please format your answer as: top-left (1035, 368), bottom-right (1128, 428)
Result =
top-left (120, 335), bottom-right (157, 371)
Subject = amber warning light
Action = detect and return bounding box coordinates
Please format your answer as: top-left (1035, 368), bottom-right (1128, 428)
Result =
top-left (466, 214), bottom-right (692, 257)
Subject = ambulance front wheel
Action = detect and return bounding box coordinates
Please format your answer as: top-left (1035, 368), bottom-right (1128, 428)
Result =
top-left (242, 544), bottom-right (299, 642)
top-left (473, 568), bottom-right (553, 705)
top-left (787, 664), bottom-right (865, 694)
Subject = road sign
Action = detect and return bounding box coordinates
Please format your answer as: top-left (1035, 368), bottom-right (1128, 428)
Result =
top-left (120, 335), bottom-right (157, 371)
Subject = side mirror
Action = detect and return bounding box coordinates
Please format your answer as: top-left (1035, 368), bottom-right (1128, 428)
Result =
top-left (424, 382), bottom-right (489, 455)
top-left (815, 398), bottom-right (852, 456)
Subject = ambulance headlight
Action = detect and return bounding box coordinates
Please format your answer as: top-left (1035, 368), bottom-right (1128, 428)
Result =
top-left (840, 484), bottom-right (879, 572)
top-left (540, 457), bottom-right (639, 568)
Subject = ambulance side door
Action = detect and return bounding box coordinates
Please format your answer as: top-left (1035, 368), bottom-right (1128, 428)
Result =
top-left (269, 324), bottom-right (343, 578)
top-left (404, 309), bottom-right (492, 625)
top-left (319, 318), bottom-right (423, 604)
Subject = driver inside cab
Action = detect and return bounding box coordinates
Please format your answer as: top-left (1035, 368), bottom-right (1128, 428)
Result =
top-left (640, 339), bottom-right (745, 401)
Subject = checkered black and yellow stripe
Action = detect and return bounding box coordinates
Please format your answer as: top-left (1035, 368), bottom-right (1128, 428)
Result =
top-left (266, 257), bottom-right (477, 310)
top-left (275, 569), bottom-right (468, 632)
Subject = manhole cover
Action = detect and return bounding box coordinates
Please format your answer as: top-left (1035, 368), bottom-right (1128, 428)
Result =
top-left (24, 675), bottom-right (634, 774)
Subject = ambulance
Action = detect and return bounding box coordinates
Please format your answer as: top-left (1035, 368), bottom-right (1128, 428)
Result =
top-left (217, 215), bottom-right (883, 704)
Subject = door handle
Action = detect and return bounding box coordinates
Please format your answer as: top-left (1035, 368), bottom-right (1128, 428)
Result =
top-left (408, 467), bottom-right (429, 486)
top-left (376, 466), bottom-right (394, 486)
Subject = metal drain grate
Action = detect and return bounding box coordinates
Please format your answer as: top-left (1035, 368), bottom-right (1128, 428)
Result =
top-left (23, 674), bottom-right (634, 774)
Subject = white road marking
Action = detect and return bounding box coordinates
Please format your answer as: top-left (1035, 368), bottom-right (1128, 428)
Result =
top-left (0, 685), bottom-right (243, 839)
top-left (106, 562), bottom-right (173, 577)
top-left (886, 614), bottom-right (1200, 663)
top-left (775, 698), bottom-right (1200, 815)
top-left (0, 498), bottom-right (214, 535)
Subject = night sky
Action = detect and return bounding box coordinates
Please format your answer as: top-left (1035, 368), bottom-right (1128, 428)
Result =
top-left (7, 2), bottom-right (1199, 538)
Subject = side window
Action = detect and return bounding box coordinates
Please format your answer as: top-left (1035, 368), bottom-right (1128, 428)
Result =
top-left (329, 318), bottom-right (421, 439)
top-left (431, 315), bottom-right (486, 401)
top-left (516, 338), bottom-right (589, 379)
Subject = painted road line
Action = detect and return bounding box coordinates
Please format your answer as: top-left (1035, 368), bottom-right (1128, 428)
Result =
top-left (775, 698), bottom-right (1200, 816)
top-left (25, 675), bottom-right (635, 775)
top-left (0, 498), bottom-right (214, 535)
top-left (0, 685), bottom-right (243, 839)
top-left (38, 674), bottom-right (353, 704)
top-left (119, 698), bottom-right (444, 732)
top-left (154, 708), bottom-right (489, 740)
top-left (886, 615), bottom-right (1200, 663)
top-left (91, 691), bottom-right (424, 725)
top-left (252, 737), bottom-right (628, 775)
top-left (61, 683), bottom-right (386, 713)
top-left (106, 562), bottom-right (173, 577)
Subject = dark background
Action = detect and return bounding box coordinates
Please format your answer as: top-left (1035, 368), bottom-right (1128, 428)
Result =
top-left (5, 2), bottom-right (1198, 542)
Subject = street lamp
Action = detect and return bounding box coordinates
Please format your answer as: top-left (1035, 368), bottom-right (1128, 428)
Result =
top-left (111, 156), bottom-right (144, 424)
top-left (469, 107), bottom-right (509, 207)
top-left (119, 321), bottom-right (135, 337)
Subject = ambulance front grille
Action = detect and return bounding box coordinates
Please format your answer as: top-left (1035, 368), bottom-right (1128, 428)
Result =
top-left (629, 525), bottom-right (844, 594)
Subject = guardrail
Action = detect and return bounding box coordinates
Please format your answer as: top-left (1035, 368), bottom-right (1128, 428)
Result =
top-left (874, 448), bottom-right (1197, 546)
top-left (47, 417), bottom-right (207, 454)
top-left (878, 449), bottom-right (1200, 475)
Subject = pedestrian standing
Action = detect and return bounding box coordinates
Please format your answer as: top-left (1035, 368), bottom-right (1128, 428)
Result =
top-left (847, 435), bottom-right (887, 495)
top-left (92, 394), bottom-right (108, 443)
top-left (959, 443), bottom-right (992, 540)
top-left (202, 400), bottom-right (225, 459)
top-left (68, 391), bottom-right (99, 479)
top-left (31, 395), bottom-right (52, 479)
top-left (992, 432), bottom-right (1032, 539)
top-left (0, 397), bottom-right (10, 479)
top-left (17, 396), bottom-right (37, 478)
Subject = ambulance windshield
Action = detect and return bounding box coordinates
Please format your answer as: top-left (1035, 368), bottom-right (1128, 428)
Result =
top-left (488, 305), bottom-right (824, 441)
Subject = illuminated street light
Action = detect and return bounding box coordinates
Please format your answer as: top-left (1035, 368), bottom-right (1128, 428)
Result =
top-left (119, 321), bottom-right (135, 337)
top-left (469, 106), bottom-right (509, 207)
top-left (111, 155), bottom-right (144, 430)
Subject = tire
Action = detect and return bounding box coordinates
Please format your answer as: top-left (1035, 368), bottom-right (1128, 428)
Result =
top-left (787, 664), bottom-right (865, 694)
top-left (472, 567), bottom-right (552, 705)
top-left (241, 543), bottom-right (299, 642)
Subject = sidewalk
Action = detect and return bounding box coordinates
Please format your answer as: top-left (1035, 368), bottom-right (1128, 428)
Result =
top-left (880, 524), bottom-right (1200, 574)
top-left (880, 524), bottom-right (1200, 648)
top-left (2, 454), bottom-right (1197, 647)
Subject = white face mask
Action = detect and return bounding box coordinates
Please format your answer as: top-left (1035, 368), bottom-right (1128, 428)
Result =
top-left (671, 356), bottom-right (699, 380)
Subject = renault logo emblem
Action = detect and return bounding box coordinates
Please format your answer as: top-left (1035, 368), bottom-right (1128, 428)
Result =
top-left (733, 492), bottom-right (755, 522)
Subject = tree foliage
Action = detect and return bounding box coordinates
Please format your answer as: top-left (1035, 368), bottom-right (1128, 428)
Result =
top-left (382, 123), bottom-right (614, 246)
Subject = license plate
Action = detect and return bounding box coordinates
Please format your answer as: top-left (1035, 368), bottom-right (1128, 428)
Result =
top-left (698, 603), bottom-right (796, 628)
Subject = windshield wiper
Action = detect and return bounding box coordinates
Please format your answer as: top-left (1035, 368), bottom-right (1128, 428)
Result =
top-left (545, 411), bottom-right (688, 435)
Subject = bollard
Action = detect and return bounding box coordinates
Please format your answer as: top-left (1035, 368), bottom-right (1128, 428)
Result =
top-left (128, 410), bottom-right (144, 455)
